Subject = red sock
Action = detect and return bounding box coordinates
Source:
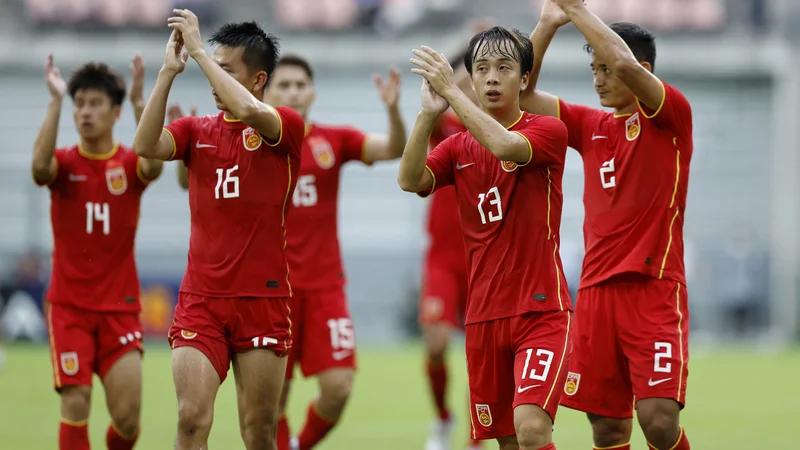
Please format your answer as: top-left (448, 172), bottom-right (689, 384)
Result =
top-left (594, 444), bottom-right (630, 450)
top-left (277, 415), bottom-right (290, 450)
top-left (468, 438), bottom-right (482, 449)
top-left (648, 428), bottom-right (690, 450)
top-left (106, 423), bottom-right (139, 450)
top-left (537, 443), bottom-right (556, 450)
top-left (59, 419), bottom-right (90, 450)
top-left (426, 360), bottom-right (450, 421)
top-left (297, 402), bottom-right (337, 449)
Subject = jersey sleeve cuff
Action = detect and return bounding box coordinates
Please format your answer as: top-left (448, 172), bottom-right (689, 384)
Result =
top-left (260, 105), bottom-right (284, 147)
top-left (162, 127), bottom-right (179, 161)
top-left (415, 166), bottom-right (437, 198)
top-left (136, 157), bottom-right (158, 184)
top-left (511, 131), bottom-right (534, 166)
top-left (636, 78), bottom-right (666, 119)
top-left (359, 135), bottom-right (374, 166)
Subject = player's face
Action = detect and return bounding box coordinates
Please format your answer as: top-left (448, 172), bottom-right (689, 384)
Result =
top-left (470, 42), bottom-right (529, 113)
top-left (590, 53), bottom-right (636, 109)
top-left (265, 65), bottom-right (316, 119)
top-left (212, 46), bottom-right (267, 111)
top-left (72, 89), bottom-right (120, 140)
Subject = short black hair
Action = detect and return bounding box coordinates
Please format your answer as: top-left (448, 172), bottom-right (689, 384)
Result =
top-left (67, 62), bottom-right (126, 106)
top-left (208, 21), bottom-right (280, 77)
top-left (464, 26), bottom-right (534, 77)
top-left (275, 54), bottom-right (314, 82)
top-left (584, 22), bottom-right (657, 70)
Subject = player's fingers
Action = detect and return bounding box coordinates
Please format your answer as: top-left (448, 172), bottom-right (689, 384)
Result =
top-left (420, 46), bottom-right (443, 62)
top-left (190, 107), bottom-right (198, 116)
top-left (388, 66), bottom-right (401, 82)
top-left (181, 50), bottom-right (189, 63)
top-left (410, 68), bottom-right (432, 79)
top-left (172, 8), bottom-right (190, 17)
top-left (53, 68), bottom-right (61, 78)
top-left (412, 49), bottom-right (438, 66)
top-left (373, 73), bottom-right (384, 88)
top-left (45, 53), bottom-right (53, 71)
top-left (410, 58), bottom-right (434, 73)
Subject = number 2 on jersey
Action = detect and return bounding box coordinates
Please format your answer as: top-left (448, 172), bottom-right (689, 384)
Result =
top-left (600, 158), bottom-right (616, 189)
top-left (85, 202), bottom-right (110, 235)
top-left (214, 165), bottom-right (240, 199)
top-left (477, 186), bottom-right (503, 224)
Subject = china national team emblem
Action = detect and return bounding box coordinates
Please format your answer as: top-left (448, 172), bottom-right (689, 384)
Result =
top-left (181, 329), bottom-right (197, 339)
top-left (475, 404), bottom-right (492, 427)
top-left (242, 127), bottom-right (262, 151)
top-left (626, 112), bottom-right (641, 141)
top-left (309, 137), bottom-right (335, 169)
top-left (60, 351), bottom-right (79, 376)
top-left (105, 163), bottom-right (127, 195)
top-left (565, 371), bottom-right (581, 396)
top-left (501, 160), bottom-right (518, 173)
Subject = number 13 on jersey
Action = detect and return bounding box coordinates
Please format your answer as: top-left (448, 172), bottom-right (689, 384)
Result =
top-left (477, 186), bottom-right (503, 224)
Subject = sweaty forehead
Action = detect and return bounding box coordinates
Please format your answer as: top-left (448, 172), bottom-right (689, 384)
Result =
top-left (213, 46), bottom-right (245, 66)
top-left (589, 52), bottom-right (608, 67)
top-left (74, 88), bottom-right (110, 101)
top-left (474, 39), bottom-right (519, 63)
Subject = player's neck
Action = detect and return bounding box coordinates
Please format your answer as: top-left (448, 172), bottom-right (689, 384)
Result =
top-left (79, 134), bottom-right (115, 155)
top-left (614, 102), bottom-right (638, 117)
top-left (485, 106), bottom-right (523, 129)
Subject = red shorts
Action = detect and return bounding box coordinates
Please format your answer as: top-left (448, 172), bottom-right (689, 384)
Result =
top-left (419, 255), bottom-right (468, 328)
top-left (168, 293), bottom-right (292, 383)
top-left (465, 311), bottom-right (572, 440)
top-left (46, 302), bottom-right (143, 391)
top-left (285, 287), bottom-right (356, 381)
top-left (560, 276), bottom-right (690, 419)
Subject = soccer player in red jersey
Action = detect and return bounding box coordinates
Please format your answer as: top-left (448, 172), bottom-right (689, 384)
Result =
top-left (132, 11), bottom-right (304, 450)
top-left (521, 1), bottom-right (694, 449)
top-left (32, 53), bottom-right (163, 450)
top-left (399, 27), bottom-right (572, 450)
top-left (262, 55), bottom-right (407, 450)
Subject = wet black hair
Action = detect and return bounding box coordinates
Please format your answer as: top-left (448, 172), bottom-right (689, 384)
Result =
top-left (464, 26), bottom-right (534, 76)
top-left (584, 22), bottom-right (657, 70)
top-left (208, 21), bottom-right (280, 77)
top-left (67, 62), bottom-right (126, 106)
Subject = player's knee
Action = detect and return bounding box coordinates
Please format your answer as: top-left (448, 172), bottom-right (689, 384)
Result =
top-left (423, 325), bottom-right (450, 362)
top-left (239, 406), bottom-right (275, 448)
top-left (176, 398), bottom-right (212, 437)
top-left (110, 400), bottom-right (141, 437)
top-left (319, 370), bottom-right (354, 408)
top-left (514, 405), bottom-right (552, 449)
top-left (637, 400), bottom-right (680, 445)
top-left (60, 385), bottom-right (92, 420)
top-left (588, 414), bottom-right (632, 447)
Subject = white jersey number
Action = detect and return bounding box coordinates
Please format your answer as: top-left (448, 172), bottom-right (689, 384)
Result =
top-left (654, 341), bottom-right (673, 373)
top-left (85, 202), bottom-right (110, 235)
top-left (521, 348), bottom-right (554, 382)
top-left (477, 186), bottom-right (503, 224)
top-left (293, 175), bottom-right (318, 207)
top-left (600, 158), bottom-right (616, 189)
top-left (214, 165), bottom-right (240, 199)
top-left (327, 318), bottom-right (355, 350)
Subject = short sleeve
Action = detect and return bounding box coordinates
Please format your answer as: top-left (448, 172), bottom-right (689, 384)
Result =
top-left (417, 134), bottom-right (457, 198)
top-left (34, 148), bottom-right (68, 189)
top-left (513, 116), bottom-right (568, 168)
top-left (262, 106), bottom-right (304, 158)
top-left (163, 116), bottom-right (194, 162)
top-left (636, 80), bottom-right (692, 136)
top-left (128, 152), bottom-right (158, 190)
top-left (557, 98), bottom-right (602, 153)
top-left (337, 127), bottom-right (369, 164)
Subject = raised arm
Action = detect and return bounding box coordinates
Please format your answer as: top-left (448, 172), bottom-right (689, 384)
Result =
top-left (520, 0), bottom-right (571, 117)
top-left (32, 54), bottom-right (65, 184)
top-left (132, 30), bottom-right (187, 161)
top-left (397, 79), bottom-right (448, 193)
top-left (411, 46), bottom-right (530, 164)
top-left (169, 10), bottom-right (282, 141)
top-left (167, 104), bottom-right (196, 190)
top-left (362, 68), bottom-right (407, 163)
top-left (555, 0), bottom-right (663, 110)
top-left (129, 53), bottom-right (164, 181)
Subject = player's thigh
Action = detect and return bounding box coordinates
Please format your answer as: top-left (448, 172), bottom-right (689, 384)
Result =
top-left (232, 349), bottom-right (287, 426)
top-left (101, 350), bottom-right (142, 427)
top-left (620, 280), bottom-right (690, 407)
top-left (298, 289), bottom-right (357, 378)
top-left (169, 293), bottom-right (231, 383)
top-left (172, 346), bottom-right (221, 425)
top-left (560, 286), bottom-right (634, 419)
top-left (420, 260), bottom-right (464, 328)
top-left (465, 319), bottom-right (516, 440)
top-left (46, 303), bottom-right (97, 390)
top-left (97, 312), bottom-right (144, 396)
top-left (511, 311), bottom-right (572, 423)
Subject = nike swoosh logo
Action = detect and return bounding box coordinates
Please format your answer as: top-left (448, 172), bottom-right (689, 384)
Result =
top-left (68, 174), bottom-right (87, 182)
top-left (196, 141), bottom-right (216, 148)
top-left (591, 135), bottom-right (608, 140)
top-left (332, 350), bottom-right (353, 361)
top-left (517, 384), bottom-right (541, 393)
top-left (648, 377), bottom-right (672, 387)
top-left (456, 162), bottom-right (475, 170)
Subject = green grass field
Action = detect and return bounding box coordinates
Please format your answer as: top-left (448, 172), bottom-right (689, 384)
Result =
top-left (0, 343), bottom-right (797, 449)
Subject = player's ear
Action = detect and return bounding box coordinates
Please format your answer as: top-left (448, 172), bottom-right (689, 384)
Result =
top-left (254, 71), bottom-right (268, 93)
top-left (112, 104), bottom-right (122, 121)
top-left (640, 61), bottom-right (653, 73)
top-left (519, 72), bottom-right (530, 92)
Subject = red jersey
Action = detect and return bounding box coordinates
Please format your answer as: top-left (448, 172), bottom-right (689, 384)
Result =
top-left (425, 112), bottom-right (467, 265)
top-left (35, 144), bottom-right (153, 312)
top-left (421, 112), bottom-right (572, 324)
top-left (557, 80), bottom-right (693, 288)
top-left (285, 124), bottom-right (368, 290)
top-left (164, 108), bottom-right (304, 297)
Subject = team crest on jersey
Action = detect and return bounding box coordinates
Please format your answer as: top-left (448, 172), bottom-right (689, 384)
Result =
top-left (309, 136), bottom-right (336, 169)
top-left (181, 329), bottom-right (197, 339)
top-left (501, 160), bottom-right (518, 173)
top-left (60, 352), bottom-right (79, 376)
top-left (242, 127), bottom-right (263, 151)
top-left (564, 372), bottom-right (581, 396)
top-left (626, 112), bottom-right (641, 141)
top-left (105, 162), bottom-right (127, 195)
top-left (475, 404), bottom-right (492, 427)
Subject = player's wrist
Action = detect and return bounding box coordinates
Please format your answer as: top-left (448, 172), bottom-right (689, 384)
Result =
top-left (418, 110), bottom-right (442, 122)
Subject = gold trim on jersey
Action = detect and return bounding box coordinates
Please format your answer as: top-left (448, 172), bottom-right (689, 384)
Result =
top-left (46, 305), bottom-right (61, 388)
top-left (78, 142), bottom-right (119, 160)
top-left (506, 112), bottom-right (524, 130)
top-left (360, 134), bottom-right (373, 165)
top-left (675, 283), bottom-right (685, 404)
top-left (659, 140), bottom-right (681, 279)
top-left (511, 131), bottom-right (534, 166)
top-left (223, 113), bottom-right (241, 123)
top-left (636, 78), bottom-right (667, 119)
top-left (543, 312), bottom-right (571, 410)
top-left (282, 154), bottom-right (294, 298)
top-left (416, 166), bottom-right (437, 198)
top-left (555, 96), bottom-right (562, 120)
top-left (135, 157), bottom-right (156, 184)
top-left (163, 128), bottom-right (178, 161)
top-left (262, 105), bottom-right (284, 147)
top-left (593, 443), bottom-right (632, 450)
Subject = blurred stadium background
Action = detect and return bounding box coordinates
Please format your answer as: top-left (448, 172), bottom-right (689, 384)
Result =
top-left (0, 0), bottom-right (799, 448)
